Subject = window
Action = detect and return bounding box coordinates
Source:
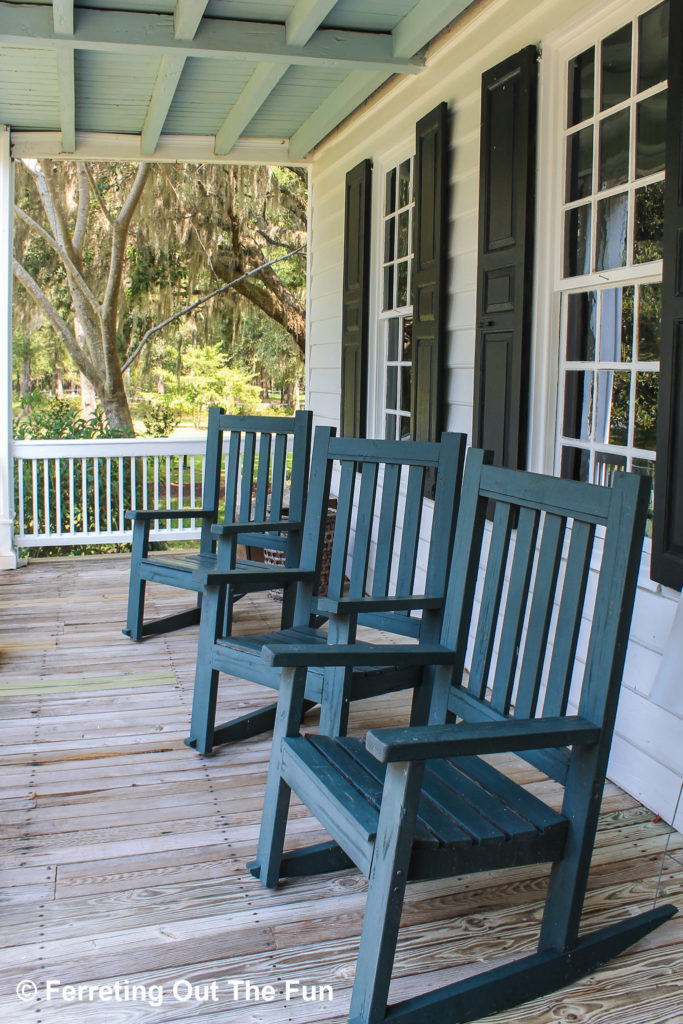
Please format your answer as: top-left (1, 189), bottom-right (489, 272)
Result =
top-left (558, 1), bottom-right (668, 529)
top-left (380, 157), bottom-right (414, 440)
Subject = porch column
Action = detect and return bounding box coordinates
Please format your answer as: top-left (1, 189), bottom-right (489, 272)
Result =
top-left (0, 126), bottom-right (17, 569)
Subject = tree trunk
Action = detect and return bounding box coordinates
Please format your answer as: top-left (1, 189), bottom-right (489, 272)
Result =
top-left (80, 372), bottom-right (96, 419)
top-left (101, 387), bottom-right (135, 435)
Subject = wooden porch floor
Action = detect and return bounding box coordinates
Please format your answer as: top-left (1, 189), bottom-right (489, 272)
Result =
top-left (1, 555), bottom-right (681, 1024)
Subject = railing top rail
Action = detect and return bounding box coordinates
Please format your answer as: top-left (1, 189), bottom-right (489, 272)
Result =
top-left (12, 438), bottom-right (209, 458)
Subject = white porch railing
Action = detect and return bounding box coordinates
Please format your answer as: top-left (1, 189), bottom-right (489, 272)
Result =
top-left (12, 438), bottom-right (208, 548)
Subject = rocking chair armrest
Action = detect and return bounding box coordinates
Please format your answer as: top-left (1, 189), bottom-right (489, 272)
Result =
top-left (210, 519), bottom-right (302, 538)
top-left (365, 716), bottom-right (602, 764)
top-left (125, 507), bottom-right (213, 522)
top-left (261, 642), bottom-right (455, 669)
top-left (192, 566), bottom-right (316, 587)
top-left (316, 594), bottom-right (443, 615)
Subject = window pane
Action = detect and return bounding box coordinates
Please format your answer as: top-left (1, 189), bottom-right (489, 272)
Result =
top-left (397, 210), bottom-right (410, 258)
top-left (385, 168), bottom-right (396, 214)
top-left (385, 413), bottom-right (397, 440)
top-left (634, 181), bottom-right (664, 263)
top-left (397, 260), bottom-right (408, 307)
top-left (400, 367), bottom-right (411, 415)
top-left (638, 1), bottom-right (669, 92)
top-left (594, 450), bottom-right (627, 485)
top-left (564, 204), bottom-right (592, 276)
top-left (596, 192), bottom-right (628, 270)
top-left (568, 47), bottom-right (595, 126)
top-left (636, 93), bottom-right (667, 179)
top-left (387, 317), bottom-right (399, 360)
top-left (566, 291), bottom-right (597, 360)
top-left (599, 109), bottom-right (630, 190)
top-left (601, 24), bottom-right (632, 110)
top-left (563, 370), bottom-right (593, 440)
top-left (402, 317), bottom-right (413, 361)
top-left (383, 266), bottom-right (394, 311)
top-left (384, 218), bottom-right (395, 262)
top-left (632, 457), bottom-right (656, 535)
top-left (385, 365), bottom-right (397, 410)
top-left (561, 445), bottom-right (590, 481)
top-left (637, 283), bottom-right (662, 361)
top-left (566, 126), bottom-right (594, 201)
top-left (634, 372), bottom-right (659, 448)
top-left (595, 369), bottom-right (630, 445)
top-left (398, 160), bottom-right (411, 208)
top-left (399, 415), bottom-right (411, 440)
top-left (600, 286), bottom-right (633, 362)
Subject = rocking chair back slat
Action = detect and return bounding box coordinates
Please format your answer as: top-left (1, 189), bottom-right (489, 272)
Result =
top-left (327, 458), bottom-right (356, 600)
top-left (253, 431), bottom-right (272, 521)
top-left (514, 512), bottom-right (565, 719)
top-left (467, 500), bottom-right (515, 700)
top-left (489, 505), bottom-right (540, 715)
top-left (371, 462), bottom-right (401, 597)
top-left (239, 431), bottom-right (256, 522)
top-left (222, 428), bottom-right (242, 525)
top-left (199, 406), bottom-right (224, 553)
top-left (395, 464), bottom-right (425, 598)
top-left (349, 461), bottom-right (379, 597)
top-left (269, 432), bottom-right (288, 520)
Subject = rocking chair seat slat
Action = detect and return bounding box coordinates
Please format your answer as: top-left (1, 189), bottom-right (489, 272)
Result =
top-left (282, 735), bottom-right (568, 873)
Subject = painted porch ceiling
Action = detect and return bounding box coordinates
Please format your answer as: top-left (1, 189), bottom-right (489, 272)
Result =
top-left (0, 0), bottom-right (474, 163)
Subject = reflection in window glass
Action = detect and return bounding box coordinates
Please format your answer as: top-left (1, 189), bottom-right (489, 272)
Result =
top-left (563, 371), bottom-right (594, 440)
top-left (634, 181), bottom-right (664, 263)
top-left (601, 23), bottom-right (632, 110)
top-left (632, 456), bottom-right (656, 534)
top-left (595, 370), bottom-right (630, 445)
top-left (565, 205), bottom-right (592, 276)
top-left (568, 47), bottom-right (595, 126)
top-left (634, 372), bottom-right (659, 448)
top-left (398, 160), bottom-right (411, 208)
top-left (561, 445), bottom-right (590, 482)
top-left (566, 126), bottom-right (593, 200)
top-left (599, 109), bottom-right (630, 190)
top-left (600, 286), bottom-right (633, 362)
top-left (567, 291), bottom-right (597, 360)
top-left (638, 1), bottom-right (669, 92)
top-left (637, 283), bottom-right (662, 360)
top-left (596, 192), bottom-right (628, 270)
top-left (636, 93), bottom-right (667, 178)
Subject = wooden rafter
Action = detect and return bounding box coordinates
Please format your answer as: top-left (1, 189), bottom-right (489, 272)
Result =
top-left (0, 5), bottom-right (423, 74)
top-left (53, 0), bottom-right (75, 153)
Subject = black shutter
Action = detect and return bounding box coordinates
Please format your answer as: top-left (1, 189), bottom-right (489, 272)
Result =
top-left (340, 159), bottom-right (372, 437)
top-left (653, 0), bottom-right (683, 591)
top-left (411, 102), bottom-right (449, 449)
top-left (472, 45), bottom-right (537, 469)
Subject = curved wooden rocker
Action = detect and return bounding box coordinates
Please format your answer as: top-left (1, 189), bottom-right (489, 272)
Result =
top-left (123, 408), bottom-right (312, 640)
top-left (185, 427), bottom-right (467, 754)
top-left (252, 450), bottom-right (676, 1024)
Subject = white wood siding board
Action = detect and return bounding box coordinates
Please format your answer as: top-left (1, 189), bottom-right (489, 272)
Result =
top-left (626, 586), bottom-right (680, 655)
top-left (310, 294), bottom-right (341, 322)
top-left (622, 639), bottom-right (667, 699)
top-left (445, 368), bottom-right (475, 407)
top-left (309, 345), bottom-right (340, 371)
top-left (309, 368), bottom-right (339, 393)
top-left (444, 405), bottom-right (472, 438)
top-left (608, 733), bottom-right (683, 822)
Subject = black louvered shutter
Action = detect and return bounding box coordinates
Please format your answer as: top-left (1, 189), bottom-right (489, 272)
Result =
top-left (653, 1), bottom-right (683, 591)
top-left (340, 159), bottom-right (372, 437)
top-left (472, 46), bottom-right (537, 469)
top-left (411, 102), bottom-right (449, 451)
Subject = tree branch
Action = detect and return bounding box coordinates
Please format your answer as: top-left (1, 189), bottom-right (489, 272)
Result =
top-left (13, 259), bottom-right (102, 387)
top-left (72, 164), bottom-right (91, 257)
top-left (83, 163), bottom-right (114, 225)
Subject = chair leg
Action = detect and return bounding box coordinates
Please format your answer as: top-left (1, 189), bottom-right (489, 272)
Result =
top-left (123, 521), bottom-right (149, 640)
top-left (255, 666), bottom-right (308, 888)
top-left (319, 666), bottom-right (352, 735)
top-left (349, 760), bottom-right (425, 1024)
top-left (185, 584), bottom-right (225, 755)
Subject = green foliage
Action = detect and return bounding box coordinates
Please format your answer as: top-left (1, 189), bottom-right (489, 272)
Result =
top-left (141, 398), bottom-right (182, 437)
top-left (163, 344), bottom-right (262, 426)
top-left (13, 392), bottom-right (122, 440)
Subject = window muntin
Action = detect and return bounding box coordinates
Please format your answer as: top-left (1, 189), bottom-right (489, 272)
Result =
top-left (381, 157), bottom-right (415, 440)
top-left (557, 2), bottom-right (668, 533)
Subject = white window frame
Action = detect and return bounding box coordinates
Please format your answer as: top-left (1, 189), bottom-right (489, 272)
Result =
top-left (367, 142), bottom-right (415, 440)
top-left (532, 0), bottom-right (666, 565)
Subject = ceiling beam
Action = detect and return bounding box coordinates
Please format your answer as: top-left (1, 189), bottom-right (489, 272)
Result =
top-left (214, 63), bottom-right (288, 155)
top-left (140, 1), bottom-right (210, 157)
top-left (53, 1), bottom-right (75, 153)
top-left (286, 0), bottom-right (338, 47)
top-left (0, 4), bottom-right (423, 75)
top-left (289, 70), bottom-right (388, 159)
top-left (392, 0), bottom-right (472, 59)
top-left (174, 0), bottom-right (207, 41)
top-left (140, 55), bottom-right (186, 156)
